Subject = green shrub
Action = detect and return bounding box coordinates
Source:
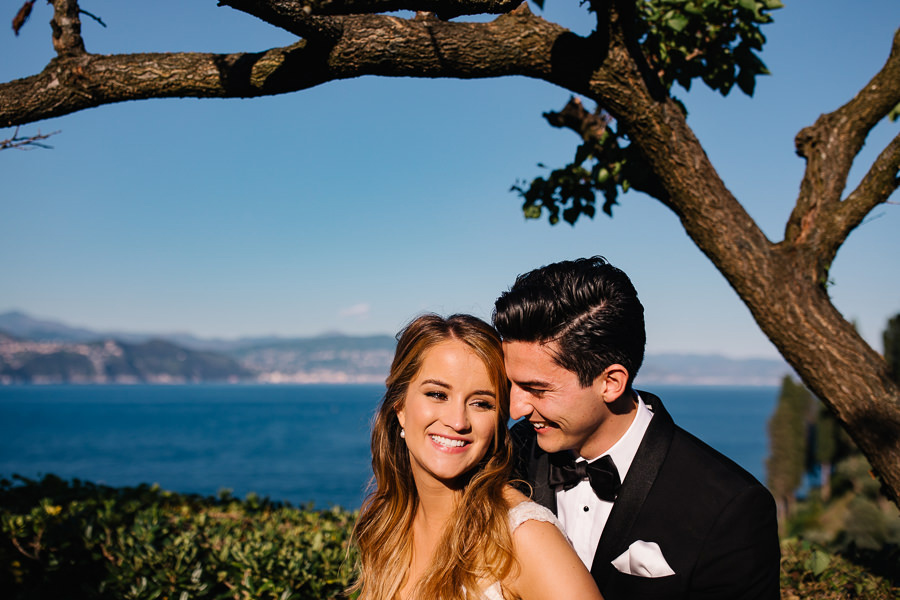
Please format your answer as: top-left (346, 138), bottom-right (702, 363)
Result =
top-left (5, 475), bottom-right (899, 599)
top-left (780, 538), bottom-right (898, 599)
top-left (1, 475), bottom-right (358, 599)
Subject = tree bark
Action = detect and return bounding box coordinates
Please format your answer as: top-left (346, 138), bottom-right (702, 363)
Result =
top-left (581, 9), bottom-right (900, 505)
top-left (2, 0), bottom-right (899, 504)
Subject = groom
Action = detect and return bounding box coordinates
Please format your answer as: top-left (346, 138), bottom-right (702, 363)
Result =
top-left (493, 257), bottom-right (780, 599)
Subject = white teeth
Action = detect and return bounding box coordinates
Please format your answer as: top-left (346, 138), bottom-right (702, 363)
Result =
top-left (431, 434), bottom-right (466, 448)
top-left (532, 422), bottom-right (547, 429)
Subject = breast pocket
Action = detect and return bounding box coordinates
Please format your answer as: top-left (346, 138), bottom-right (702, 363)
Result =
top-left (605, 571), bottom-right (682, 599)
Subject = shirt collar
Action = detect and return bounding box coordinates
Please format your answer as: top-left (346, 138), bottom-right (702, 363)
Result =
top-left (583, 392), bottom-right (653, 482)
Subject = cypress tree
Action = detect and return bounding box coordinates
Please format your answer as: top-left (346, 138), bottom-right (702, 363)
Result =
top-left (767, 375), bottom-right (813, 529)
top-left (884, 314), bottom-right (900, 384)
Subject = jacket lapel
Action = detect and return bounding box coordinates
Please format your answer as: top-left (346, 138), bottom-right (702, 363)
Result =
top-left (510, 420), bottom-right (558, 513)
top-left (590, 391), bottom-right (675, 580)
top-left (531, 447), bottom-right (557, 513)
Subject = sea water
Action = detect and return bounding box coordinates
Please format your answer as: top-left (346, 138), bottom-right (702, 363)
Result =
top-left (0, 384), bottom-right (776, 509)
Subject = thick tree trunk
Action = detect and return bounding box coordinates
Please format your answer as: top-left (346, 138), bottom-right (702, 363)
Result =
top-left (583, 15), bottom-right (900, 507)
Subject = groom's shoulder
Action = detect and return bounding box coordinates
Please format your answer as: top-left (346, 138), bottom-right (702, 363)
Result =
top-left (670, 424), bottom-right (764, 490)
top-left (641, 390), bottom-right (768, 494)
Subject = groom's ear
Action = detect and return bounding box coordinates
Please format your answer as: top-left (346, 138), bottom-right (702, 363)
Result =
top-left (594, 364), bottom-right (629, 404)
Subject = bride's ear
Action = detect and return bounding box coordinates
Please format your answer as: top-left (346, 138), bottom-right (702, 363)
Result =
top-left (396, 407), bottom-right (406, 430)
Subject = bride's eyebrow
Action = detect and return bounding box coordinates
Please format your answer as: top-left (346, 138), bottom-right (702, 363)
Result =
top-left (420, 380), bottom-right (496, 397)
top-left (421, 379), bottom-right (450, 388)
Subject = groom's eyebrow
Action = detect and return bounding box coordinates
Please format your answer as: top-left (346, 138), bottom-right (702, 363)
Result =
top-left (513, 378), bottom-right (551, 388)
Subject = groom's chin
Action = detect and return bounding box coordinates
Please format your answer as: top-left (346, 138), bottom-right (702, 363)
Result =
top-left (535, 433), bottom-right (566, 455)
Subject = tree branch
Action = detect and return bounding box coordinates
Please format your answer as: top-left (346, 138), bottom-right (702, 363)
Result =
top-left (0, 126), bottom-right (59, 150)
top-left (218, 0), bottom-right (343, 40)
top-left (826, 131), bottom-right (900, 255)
top-left (221, 0), bottom-right (522, 20)
top-left (787, 27), bottom-right (900, 256)
top-left (541, 95), bottom-right (670, 205)
top-left (1, 9), bottom-right (571, 127)
top-left (78, 8), bottom-right (107, 29)
top-left (51, 0), bottom-right (86, 57)
top-left (543, 96), bottom-right (611, 144)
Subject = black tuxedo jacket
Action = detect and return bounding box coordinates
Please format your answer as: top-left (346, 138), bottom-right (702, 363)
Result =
top-left (510, 391), bottom-right (780, 600)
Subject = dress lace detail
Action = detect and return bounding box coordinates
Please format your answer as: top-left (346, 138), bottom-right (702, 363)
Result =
top-left (481, 501), bottom-right (568, 600)
top-left (507, 501), bottom-right (567, 538)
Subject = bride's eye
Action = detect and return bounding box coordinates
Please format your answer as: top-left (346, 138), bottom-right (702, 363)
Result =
top-left (471, 398), bottom-right (496, 410)
top-left (425, 390), bottom-right (447, 400)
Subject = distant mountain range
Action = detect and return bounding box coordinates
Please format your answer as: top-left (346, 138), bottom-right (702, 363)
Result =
top-left (0, 311), bottom-right (791, 386)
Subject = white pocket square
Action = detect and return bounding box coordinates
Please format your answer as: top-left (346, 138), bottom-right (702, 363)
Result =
top-left (611, 540), bottom-right (676, 578)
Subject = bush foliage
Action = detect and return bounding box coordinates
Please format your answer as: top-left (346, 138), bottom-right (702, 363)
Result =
top-left (1, 475), bottom-right (357, 600)
top-left (780, 539), bottom-right (898, 600)
top-left (2, 475), bottom-right (898, 599)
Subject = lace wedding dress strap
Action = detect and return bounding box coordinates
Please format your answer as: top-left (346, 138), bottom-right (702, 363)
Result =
top-left (507, 500), bottom-right (567, 538)
top-left (481, 501), bottom-right (569, 600)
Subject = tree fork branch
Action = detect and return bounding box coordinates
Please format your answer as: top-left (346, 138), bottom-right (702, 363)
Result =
top-left (787, 27), bottom-right (900, 250)
top-left (820, 131), bottom-right (900, 264)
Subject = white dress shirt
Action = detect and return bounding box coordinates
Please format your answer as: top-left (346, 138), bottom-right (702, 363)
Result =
top-left (556, 393), bottom-right (654, 569)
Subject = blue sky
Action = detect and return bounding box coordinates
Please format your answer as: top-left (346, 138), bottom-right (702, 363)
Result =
top-left (1, 1), bottom-right (898, 359)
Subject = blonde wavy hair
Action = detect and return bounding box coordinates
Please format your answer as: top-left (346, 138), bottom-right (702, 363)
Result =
top-left (351, 313), bottom-right (516, 600)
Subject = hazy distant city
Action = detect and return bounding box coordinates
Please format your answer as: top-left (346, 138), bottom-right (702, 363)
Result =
top-left (0, 311), bottom-right (790, 386)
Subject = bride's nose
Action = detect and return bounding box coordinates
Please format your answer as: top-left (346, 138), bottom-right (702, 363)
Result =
top-left (442, 398), bottom-right (470, 431)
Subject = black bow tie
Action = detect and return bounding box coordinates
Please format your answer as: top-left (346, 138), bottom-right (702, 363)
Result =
top-left (548, 454), bottom-right (621, 502)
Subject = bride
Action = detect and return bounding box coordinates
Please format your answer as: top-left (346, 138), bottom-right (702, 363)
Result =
top-left (351, 314), bottom-right (602, 600)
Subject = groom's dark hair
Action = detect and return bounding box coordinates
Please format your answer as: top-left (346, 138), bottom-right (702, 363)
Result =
top-left (492, 256), bottom-right (646, 389)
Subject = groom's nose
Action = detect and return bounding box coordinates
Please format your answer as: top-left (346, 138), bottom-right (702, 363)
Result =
top-left (509, 385), bottom-right (531, 420)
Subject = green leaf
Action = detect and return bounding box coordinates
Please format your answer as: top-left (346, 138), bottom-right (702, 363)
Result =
top-left (666, 13), bottom-right (690, 32)
top-left (736, 66), bottom-right (756, 96)
top-left (807, 549), bottom-right (832, 575)
top-left (889, 101), bottom-right (900, 122)
top-left (596, 167), bottom-right (610, 184)
top-left (684, 2), bottom-right (703, 16)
